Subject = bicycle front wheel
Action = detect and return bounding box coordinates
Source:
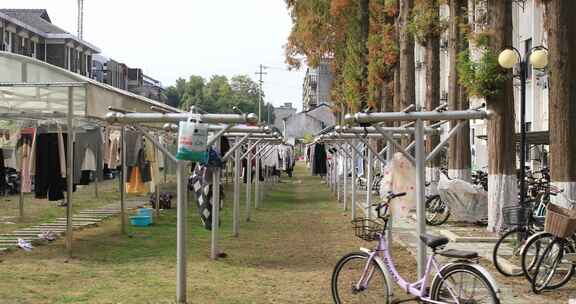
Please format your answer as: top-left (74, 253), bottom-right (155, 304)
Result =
top-left (331, 252), bottom-right (390, 304)
top-left (531, 238), bottom-right (574, 293)
top-left (430, 264), bottom-right (500, 304)
top-left (522, 232), bottom-right (574, 289)
top-left (521, 232), bottom-right (554, 282)
top-left (493, 228), bottom-right (530, 276)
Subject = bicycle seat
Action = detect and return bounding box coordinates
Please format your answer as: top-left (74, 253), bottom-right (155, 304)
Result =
top-left (438, 249), bottom-right (479, 259)
top-left (420, 233), bottom-right (449, 250)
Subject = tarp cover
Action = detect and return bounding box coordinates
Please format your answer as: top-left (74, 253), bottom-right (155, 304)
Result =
top-left (437, 174), bottom-right (488, 223)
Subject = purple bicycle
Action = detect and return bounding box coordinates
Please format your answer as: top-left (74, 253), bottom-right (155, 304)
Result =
top-left (331, 192), bottom-right (501, 303)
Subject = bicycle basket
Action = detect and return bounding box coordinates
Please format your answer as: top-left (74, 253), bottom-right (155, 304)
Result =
top-left (544, 204), bottom-right (576, 238)
top-left (352, 218), bottom-right (383, 242)
top-left (502, 206), bottom-right (530, 226)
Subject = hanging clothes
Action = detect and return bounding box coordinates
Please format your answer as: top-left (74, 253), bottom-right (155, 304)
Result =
top-left (16, 129), bottom-right (34, 193)
top-left (189, 165), bottom-right (223, 230)
top-left (107, 130), bottom-right (121, 168)
top-left (73, 128), bottom-right (103, 184)
top-left (145, 137), bottom-right (160, 192)
top-left (126, 166), bottom-right (148, 194)
top-left (81, 148), bottom-right (97, 171)
top-left (35, 133), bottom-right (67, 201)
top-left (57, 125), bottom-right (66, 178)
top-left (312, 143), bottom-right (327, 176)
top-left (124, 130), bottom-right (142, 167)
top-left (356, 143), bottom-right (365, 177)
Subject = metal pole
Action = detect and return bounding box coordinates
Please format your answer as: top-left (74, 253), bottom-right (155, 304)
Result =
top-left (155, 183), bottom-right (160, 219)
top-left (519, 60), bottom-right (527, 206)
top-left (351, 140), bottom-right (357, 219)
top-left (336, 150), bottom-right (341, 202)
top-left (415, 118), bottom-right (427, 277)
top-left (366, 148), bottom-right (373, 218)
top-left (94, 171), bottom-right (99, 198)
top-left (255, 152), bottom-right (261, 208)
top-left (386, 141), bottom-right (394, 248)
top-left (343, 144), bottom-right (348, 211)
top-left (211, 166), bottom-right (221, 259)
top-left (246, 150), bottom-right (253, 222)
top-left (18, 145), bottom-right (24, 218)
top-left (66, 87), bottom-right (74, 257)
top-left (211, 136), bottom-right (222, 259)
top-left (155, 138), bottom-right (161, 219)
top-left (94, 144), bottom-right (99, 198)
top-left (176, 160), bottom-right (188, 303)
top-left (233, 147), bottom-right (241, 237)
top-left (120, 127), bottom-right (127, 235)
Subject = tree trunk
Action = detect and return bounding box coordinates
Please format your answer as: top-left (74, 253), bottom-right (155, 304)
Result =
top-left (399, 0), bottom-right (415, 144)
top-left (448, 0), bottom-right (471, 181)
top-left (425, 0), bottom-right (441, 192)
top-left (486, 0), bottom-right (516, 232)
top-left (360, 0), bottom-right (370, 110)
top-left (393, 66), bottom-right (401, 125)
top-left (544, 0), bottom-right (576, 207)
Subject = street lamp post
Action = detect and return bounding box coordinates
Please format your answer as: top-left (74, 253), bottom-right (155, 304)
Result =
top-left (498, 46), bottom-right (548, 208)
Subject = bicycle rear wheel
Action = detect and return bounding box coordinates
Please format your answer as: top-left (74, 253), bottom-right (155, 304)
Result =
top-left (492, 227), bottom-right (530, 276)
top-left (425, 195), bottom-right (450, 226)
top-left (331, 252), bottom-right (390, 304)
top-left (430, 264), bottom-right (499, 304)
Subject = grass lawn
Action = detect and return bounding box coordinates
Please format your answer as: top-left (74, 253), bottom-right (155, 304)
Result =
top-left (1, 163), bottom-right (412, 303)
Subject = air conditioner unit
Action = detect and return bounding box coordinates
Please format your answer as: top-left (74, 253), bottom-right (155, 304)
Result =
top-left (415, 61), bottom-right (423, 70)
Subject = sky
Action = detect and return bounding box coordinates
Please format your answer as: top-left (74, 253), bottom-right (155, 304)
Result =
top-left (4, 0), bottom-right (306, 111)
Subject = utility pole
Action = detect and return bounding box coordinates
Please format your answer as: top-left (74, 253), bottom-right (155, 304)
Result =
top-left (255, 64), bottom-right (267, 123)
top-left (77, 0), bottom-right (84, 39)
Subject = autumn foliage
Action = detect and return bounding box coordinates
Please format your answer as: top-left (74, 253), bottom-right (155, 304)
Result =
top-left (285, 0), bottom-right (399, 116)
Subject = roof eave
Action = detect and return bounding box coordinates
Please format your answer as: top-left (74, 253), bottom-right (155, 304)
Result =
top-left (45, 33), bottom-right (101, 53)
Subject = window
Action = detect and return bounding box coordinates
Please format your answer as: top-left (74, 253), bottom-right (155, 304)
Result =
top-left (525, 38), bottom-right (532, 79)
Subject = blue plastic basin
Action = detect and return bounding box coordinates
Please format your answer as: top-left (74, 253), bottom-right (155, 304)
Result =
top-left (130, 215), bottom-right (152, 227)
top-left (137, 208), bottom-right (154, 223)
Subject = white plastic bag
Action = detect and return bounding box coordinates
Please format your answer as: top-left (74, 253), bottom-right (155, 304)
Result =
top-left (176, 119), bottom-right (208, 162)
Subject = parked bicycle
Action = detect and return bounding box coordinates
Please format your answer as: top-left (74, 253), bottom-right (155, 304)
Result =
top-left (491, 169), bottom-right (556, 277)
top-left (331, 191), bottom-right (501, 303)
top-left (529, 198), bottom-right (576, 293)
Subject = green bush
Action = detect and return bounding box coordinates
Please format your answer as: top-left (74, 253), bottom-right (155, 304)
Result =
top-left (457, 49), bottom-right (508, 98)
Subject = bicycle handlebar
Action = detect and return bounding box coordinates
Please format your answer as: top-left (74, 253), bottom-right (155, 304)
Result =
top-left (371, 192), bottom-right (408, 219)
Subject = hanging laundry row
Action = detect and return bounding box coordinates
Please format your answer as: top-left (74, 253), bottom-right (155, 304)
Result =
top-left (0, 121), bottom-right (171, 202)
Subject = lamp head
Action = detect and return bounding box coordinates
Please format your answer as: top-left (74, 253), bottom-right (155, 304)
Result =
top-left (344, 113), bottom-right (355, 124)
top-left (529, 49), bottom-right (549, 69)
top-left (246, 113), bottom-right (258, 125)
top-left (498, 49), bottom-right (520, 69)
